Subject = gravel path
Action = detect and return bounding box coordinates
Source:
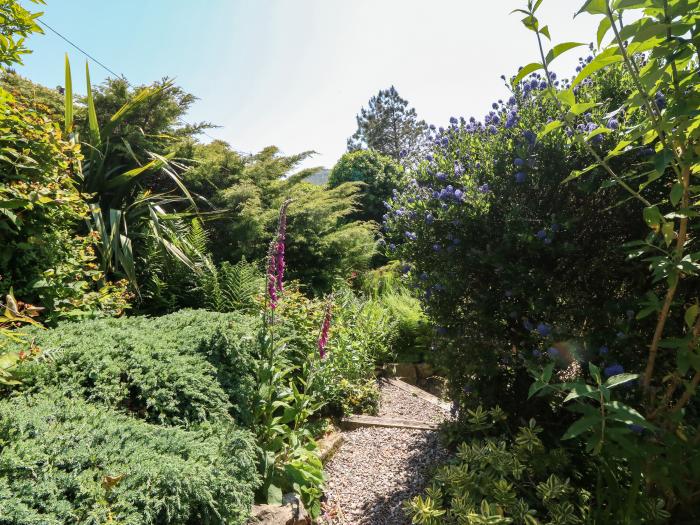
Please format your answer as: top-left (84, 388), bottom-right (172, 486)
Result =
top-left (321, 380), bottom-right (450, 524)
top-left (377, 380), bottom-right (448, 424)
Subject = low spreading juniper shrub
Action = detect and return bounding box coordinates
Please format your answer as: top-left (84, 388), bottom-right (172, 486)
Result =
top-left (9, 310), bottom-right (259, 426)
top-left (0, 390), bottom-right (259, 525)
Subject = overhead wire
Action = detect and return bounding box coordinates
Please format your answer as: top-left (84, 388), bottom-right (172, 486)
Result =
top-left (37, 19), bottom-right (124, 80)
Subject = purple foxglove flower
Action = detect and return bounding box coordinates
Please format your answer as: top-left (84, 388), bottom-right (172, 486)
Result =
top-left (318, 299), bottom-right (333, 358)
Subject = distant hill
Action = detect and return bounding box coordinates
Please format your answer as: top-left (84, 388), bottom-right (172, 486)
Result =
top-left (305, 168), bottom-right (330, 185)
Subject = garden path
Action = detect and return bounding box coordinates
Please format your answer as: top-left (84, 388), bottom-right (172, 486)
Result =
top-left (320, 379), bottom-right (450, 524)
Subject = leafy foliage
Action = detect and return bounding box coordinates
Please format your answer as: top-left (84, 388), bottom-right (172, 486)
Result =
top-left (64, 58), bottom-right (203, 292)
top-left (388, 0), bottom-right (700, 520)
top-left (0, 84), bottom-right (130, 321)
top-left (0, 389), bottom-right (259, 525)
top-left (406, 417), bottom-right (589, 525)
top-left (182, 141), bottom-right (378, 293)
top-left (0, 291), bottom-right (42, 387)
top-left (0, 0), bottom-right (43, 67)
top-left (328, 149), bottom-right (404, 223)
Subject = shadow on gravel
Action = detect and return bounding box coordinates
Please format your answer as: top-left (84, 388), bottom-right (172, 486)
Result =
top-left (357, 430), bottom-right (446, 525)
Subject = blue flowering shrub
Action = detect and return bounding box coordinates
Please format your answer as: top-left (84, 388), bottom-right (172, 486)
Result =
top-left (388, 1), bottom-right (700, 521)
top-left (384, 64), bottom-right (647, 416)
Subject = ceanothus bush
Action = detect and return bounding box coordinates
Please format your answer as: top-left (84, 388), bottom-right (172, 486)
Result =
top-left (383, 61), bottom-right (653, 421)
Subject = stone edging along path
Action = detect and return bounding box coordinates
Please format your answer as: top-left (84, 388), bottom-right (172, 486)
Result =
top-left (320, 378), bottom-right (450, 524)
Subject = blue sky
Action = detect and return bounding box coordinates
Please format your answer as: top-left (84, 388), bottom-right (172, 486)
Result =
top-left (18, 1), bottom-right (601, 170)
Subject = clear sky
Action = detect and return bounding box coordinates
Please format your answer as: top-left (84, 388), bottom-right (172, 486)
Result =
top-left (17, 1), bottom-right (602, 171)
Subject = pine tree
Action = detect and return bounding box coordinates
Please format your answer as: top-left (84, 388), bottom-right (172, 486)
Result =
top-left (347, 86), bottom-right (428, 165)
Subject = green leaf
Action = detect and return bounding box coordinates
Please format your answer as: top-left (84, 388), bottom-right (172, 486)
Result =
top-left (643, 206), bottom-right (663, 228)
top-left (562, 415), bottom-right (599, 440)
top-left (568, 102), bottom-right (598, 116)
top-left (528, 380), bottom-right (547, 399)
top-left (585, 127), bottom-right (611, 142)
top-left (607, 401), bottom-right (654, 428)
top-left (512, 62), bottom-right (544, 87)
top-left (572, 55), bottom-right (623, 88)
top-left (557, 89), bottom-right (576, 107)
top-left (85, 61), bottom-right (100, 146)
top-left (64, 53), bottom-right (73, 134)
top-left (545, 42), bottom-right (585, 65)
top-left (542, 362), bottom-right (555, 383)
top-left (540, 25), bottom-right (551, 40)
top-left (662, 222), bottom-right (674, 246)
top-left (597, 16), bottom-right (612, 48)
top-left (562, 162), bottom-right (598, 183)
top-left (576, 0), bottom-right (610, 16)
top-left (563, 383), bottom-right (598, 402)
top-left (540, 120), bottom-right (563, 137)
top-left (267, 484), bottom-right (283, 505)
top-left (612, 0), bottom-right (649, 8)
top-left (654, 149), bottom-right (674, 175)
top-left (589, 362), bottom-right (602, 384)
top-left (522, 14), bottom-right (539, 32)
top-left (685, 304), bottom-right (699, 329)
top-left (604, 373), bottom-right (639, 389)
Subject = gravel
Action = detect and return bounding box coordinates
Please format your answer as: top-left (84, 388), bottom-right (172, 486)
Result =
top-left (377, 380), bottom-right (450, 424)
top-left (321, 381), bottom-right (450, 524)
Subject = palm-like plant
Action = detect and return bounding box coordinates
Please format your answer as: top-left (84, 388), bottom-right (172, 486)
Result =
top-left (64, 56), bottom-right (199, 291)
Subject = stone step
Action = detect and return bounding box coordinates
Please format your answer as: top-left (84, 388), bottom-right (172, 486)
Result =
top-left (341, 414), bottom-right (439, 431)
top-left (383, 378), bottom-right (452, 412)
top-left (317, 431), bottom-right (344, 463)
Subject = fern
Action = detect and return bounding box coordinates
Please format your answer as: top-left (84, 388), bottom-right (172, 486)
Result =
top-left (199, 258), bottom-right (263, 313)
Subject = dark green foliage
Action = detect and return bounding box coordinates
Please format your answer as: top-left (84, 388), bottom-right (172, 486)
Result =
top-left (10, 310), bottom-right (259, 426)
top-left (329, 149), bottom-right (403, 223)
top-left (347, 86), bottom-right (428, 166)
top-left (384, 64), bottom-right (648, 421)
top-left (181, 142), bottom-right (377, 294)
top-left (0, 390), bottom-right (259, 525)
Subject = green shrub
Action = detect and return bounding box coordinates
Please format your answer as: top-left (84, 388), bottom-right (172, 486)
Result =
top-left (10, 310), bottom-right (259, 426)
top-left (405, 417), bottom-right (590, 525)
top-left (328, 149), bottom-right (403, 224)
top-left (0, 87), bottom-right (130, 322)
top-left (273, 285), bottom-right (388, 416)
top-left (0, 390), bottom-right (259, 525)
top-left (359, 263), bottom-right (432, 363)
top-left (315, 290), bottom-right (393, 415)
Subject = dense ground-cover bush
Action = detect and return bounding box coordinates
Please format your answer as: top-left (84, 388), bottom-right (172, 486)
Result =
top-left (9, 310), bottom-right (259, 426)
top-left (406, 412), bottom-right (589, 525)
top-left (0, 390), bottom-right (258, 525)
